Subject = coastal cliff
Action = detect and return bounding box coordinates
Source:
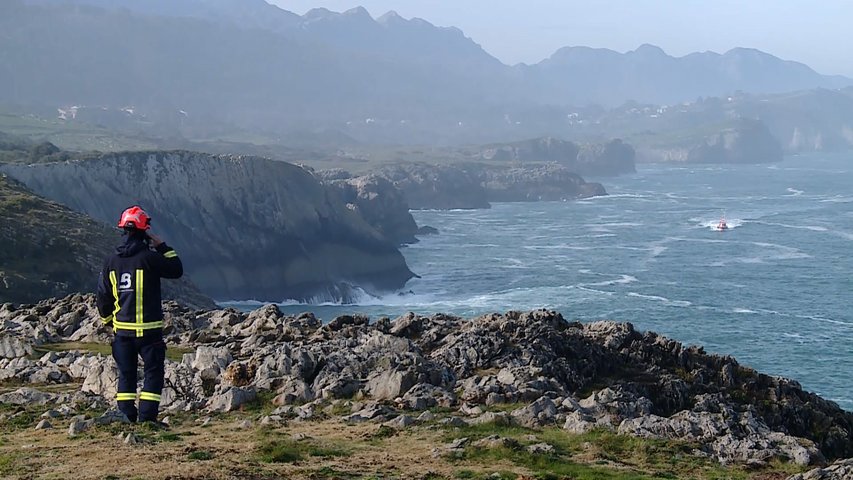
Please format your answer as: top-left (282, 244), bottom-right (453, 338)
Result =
top-left (0, 174), bottom-right (214, 308)
top-left (687, 119), bottom-right (784, 164)
top-left (480, 137), bottom-right (636, 176)
top-left (320, 172), bottom-right (420, 245)
top-left (1, 152), bottom-right (415, 302)
top-left (0, 296), bottom-right (851, 478)
top-left (363, 162), bottom-right (606, 210)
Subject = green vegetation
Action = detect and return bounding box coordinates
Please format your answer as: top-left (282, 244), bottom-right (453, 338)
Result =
top-left (187, 450), bottom-right (214, 461)
top-left (241, 390), bottom-right (278, 414)
top-left (441, 422), bottom-right (807, 480)
top-left (0, 453), bottom-right (20, 476)
top-left (369, 424), bottom-right (398, 441)
top-left (34, 342), bottom-right (193, 362)
top-left (256, 437), bottom-right (351, 463)
top-left (0, 401), bottom-right (814, 479)
top-left (0, 113), bottom-right (160, 154)
top-left (0, 173), bottom-right (122, 304)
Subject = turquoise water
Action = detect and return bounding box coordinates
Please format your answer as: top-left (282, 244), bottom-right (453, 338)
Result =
top-left (245, 154), bottom-right (853, 411)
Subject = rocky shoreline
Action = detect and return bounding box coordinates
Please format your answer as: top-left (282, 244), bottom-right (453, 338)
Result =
top-left (1, 295), bottom-right (851, 476)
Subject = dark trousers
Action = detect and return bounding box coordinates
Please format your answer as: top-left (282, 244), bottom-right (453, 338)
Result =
top-left (112, 331), bottom-right (166, 422)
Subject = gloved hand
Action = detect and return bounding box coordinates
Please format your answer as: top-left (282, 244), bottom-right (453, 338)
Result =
top-left (147, 232), bottom-right (164, 248)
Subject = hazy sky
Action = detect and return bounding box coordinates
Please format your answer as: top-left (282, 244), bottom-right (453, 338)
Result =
top-left (273, 0), bottom-right (853, 77)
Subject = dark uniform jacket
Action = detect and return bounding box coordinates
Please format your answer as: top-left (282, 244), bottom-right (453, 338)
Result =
top-left (96, 235), bottom-right (183, 337)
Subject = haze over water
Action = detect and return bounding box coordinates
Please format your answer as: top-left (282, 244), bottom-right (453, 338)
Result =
top-left (252, 153), bottom-right (853, 411)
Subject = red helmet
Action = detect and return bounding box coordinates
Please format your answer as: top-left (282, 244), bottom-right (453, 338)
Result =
top-left (118, 206), bottom-right (151, 231)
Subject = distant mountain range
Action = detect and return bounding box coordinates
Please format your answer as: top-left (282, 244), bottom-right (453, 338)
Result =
top-left (2, 0), bottom-right (851, 144)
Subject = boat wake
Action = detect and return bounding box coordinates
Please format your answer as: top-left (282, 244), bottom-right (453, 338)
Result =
top-left (699, 218), bottom-right (742, 230)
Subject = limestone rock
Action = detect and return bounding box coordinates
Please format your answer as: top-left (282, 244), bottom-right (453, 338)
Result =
top-left (68, 415), bottom-right (92, 436)
top-left (0, 335), bottom-right (33, 359)
top-left (81, 356), bottom-right (118, 400)
top-left (0, 387), bottom-right (57, 405)
top-left (186, 346), bottom-right (233, 381)
top-left (511, 396), bottom-right (558, 428)
top-left (207, 386), bottom-right (257, 413)
top-left (366, 368), bottom-right (417, 400)
top-left (95, 410), bottom-right (131, 425)
top-left (786, 458), bottom-right (853, 480)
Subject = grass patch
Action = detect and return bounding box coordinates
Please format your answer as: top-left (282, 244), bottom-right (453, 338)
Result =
top-left (482, 402), bottom-right (527, 413)
top-left (454, 470), bottom-right (516, 480)
top-left (369, 425), bottom-right (397, 440)
top-left (242, 390), bottom-right (277, 414)
top-left (443, 423), bottom-right (801, 480)
top-left (441, 420), bottom-right (534, 442)
top-left (327, 401), bottom-right (353, 417)
top-left (34, 342), bottom-right (193, 362)
top-left (3, 411), bottom-right (36, 430)
top-left (0, 453), bottom-right (18, 476)
top-left (257, 438), bottom-right (351, 464)
top-left (453, 444), bottom-right (655, 480)
top-left (188, 450), bottom-right (214, 461)
top-left (305, 466), bottom-right (359, 479)
top-left (158, 432), bottom-right (182, 442)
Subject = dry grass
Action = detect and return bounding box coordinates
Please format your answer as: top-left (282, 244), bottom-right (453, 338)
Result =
top-left (0, 410), bottom-right (810, 480)
top-left (0, 413), bottom-right (518, 480)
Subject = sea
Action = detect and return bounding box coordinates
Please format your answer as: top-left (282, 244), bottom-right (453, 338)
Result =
top-left (233, 153), bottom-right (853, 412)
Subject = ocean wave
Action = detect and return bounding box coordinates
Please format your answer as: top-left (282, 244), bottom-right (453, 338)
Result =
top-left (753, 221), bottom-right (828, 232)
top-left (583, 193), bottom-right (651, 200)
top-left (820, 195), bottom-right (853, 203)
top-left (581, 274), bottom-right (638, 287)
top-left (626, 292), bottom-right (692, 307)
top-left (523, 244), bottom-right (595, 251)
top-left (586, 222), bottom-right (643, 228)
top-left (804, 315), bottom-right (853, 327)
top-left (831, 230), bottom-right (853, 241)
top-left (749, 242), bottom-right (811, 260)
top-left (786, 187), bottom-right (804, 196)
top-left (573, 286), bottom-right (616, 296)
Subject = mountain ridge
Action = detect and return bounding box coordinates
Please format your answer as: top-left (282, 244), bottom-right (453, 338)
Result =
top-left (3, 0), bottom-right (851, 144)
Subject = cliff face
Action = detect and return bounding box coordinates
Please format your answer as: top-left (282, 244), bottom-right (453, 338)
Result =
top-left (322, 173), bottom-right (420, 245)
top-left (1, 152), bottom-right (415, 302)
top-left (371, 162), bottom-right (606, 210)
top-left (0, 174), bottom-right (214, 308)
top-left (480, 164), bottom-right (606, 202)
top-left (480, 137), bottom-right (636, 177)
top-left (376, 163), bottom-right (490, 210)
top-left (687, 119), bottom-right (784, 164)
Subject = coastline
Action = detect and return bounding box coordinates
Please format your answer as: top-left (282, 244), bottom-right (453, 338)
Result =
top-left (0, 295), bottom-right (851, 478)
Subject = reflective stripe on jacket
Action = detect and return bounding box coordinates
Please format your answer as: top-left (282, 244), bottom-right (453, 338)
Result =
top-left (96, 239), bottom-right (183, 337)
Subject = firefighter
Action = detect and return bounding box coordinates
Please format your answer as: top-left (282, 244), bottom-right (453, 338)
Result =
top-left (96, 206), bottom-right (183, 425)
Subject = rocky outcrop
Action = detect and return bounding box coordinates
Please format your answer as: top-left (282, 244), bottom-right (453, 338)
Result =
top-left (1, 152), bottom-right (415, 302)
top-left (3, 295), bottom-right (852, 466)
top-left (787, 459), bottom-right (853, 479)
top-left (687, 118), bottom-right (784, 164)
top-left (481, 137), bottom-right (580, 165)
top-left (322, 173), bottom-right (420, 245)
top-left (479, 137), bottom-right (636, 176)
top-left (369, 162), bottom-right (606, 210)
top-left (0, 174), bottom-right (214, 308)
top-left (375, 163), bottom-right (489, 210)
top-left (480, 164), bottom-right (606, 202)
top-left (575, 139), bottom-right (637, 176)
